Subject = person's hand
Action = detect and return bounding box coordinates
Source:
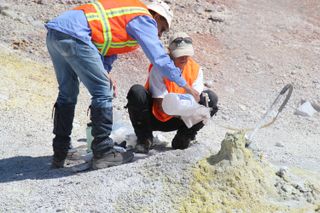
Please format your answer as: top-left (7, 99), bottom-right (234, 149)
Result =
top-left (183, 84), bottom-right (200, 102)
top-left (106, 73), bottom-right (117, 98)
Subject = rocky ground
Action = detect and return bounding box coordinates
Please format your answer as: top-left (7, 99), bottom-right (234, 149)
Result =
top-left (0, 0), bottom-right (319, 212)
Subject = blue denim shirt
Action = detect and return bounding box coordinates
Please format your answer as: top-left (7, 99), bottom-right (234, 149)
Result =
top-left (46, 10), bottom-right (186, 87)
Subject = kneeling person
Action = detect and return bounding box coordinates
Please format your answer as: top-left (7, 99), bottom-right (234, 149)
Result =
top-left (127, 32), bottom-right (218, 153)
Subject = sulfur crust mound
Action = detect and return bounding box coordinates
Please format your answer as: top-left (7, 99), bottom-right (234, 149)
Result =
top-left (180, 132), bottom-right (320, 213)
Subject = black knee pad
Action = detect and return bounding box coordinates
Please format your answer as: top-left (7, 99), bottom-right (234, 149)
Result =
top-left (126, 84), bottom-right (149, 107)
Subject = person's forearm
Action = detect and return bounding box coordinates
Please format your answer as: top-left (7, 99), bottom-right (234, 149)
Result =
top-left (126, 16), bottom-right (186, 87)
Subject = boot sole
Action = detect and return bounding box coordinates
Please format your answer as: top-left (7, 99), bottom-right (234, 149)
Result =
top-left (92, 151), bottom-right (134, 170)
top-left (134, 144), bottom-right (151, 154)
top-left (51, 160), bottom-right (65, 169)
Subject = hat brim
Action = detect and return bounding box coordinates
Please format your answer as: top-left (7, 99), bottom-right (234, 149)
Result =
top-left (171, 46), bottom-right (194, 58)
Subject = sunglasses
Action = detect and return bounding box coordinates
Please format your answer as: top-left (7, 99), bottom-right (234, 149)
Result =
top-left (172, 37), bottom-right (193, 45)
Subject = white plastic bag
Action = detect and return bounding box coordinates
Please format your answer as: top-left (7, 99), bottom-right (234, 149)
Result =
top-left (181, 107), bottom-right (211, 128)
top-left (162, 93), bottom-right (210, 128)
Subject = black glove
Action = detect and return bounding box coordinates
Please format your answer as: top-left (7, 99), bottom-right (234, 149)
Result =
top-left (210, 106), bottom-right (219, 117)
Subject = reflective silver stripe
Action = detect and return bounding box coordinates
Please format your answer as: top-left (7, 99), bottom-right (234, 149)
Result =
top-left (106, 7), bottom-right (150, 18)
top-left (91, 2), bottom-right (112, 56)
top-left (110, 40), bottom-right (138, 48)
top-left (85, 5), bottom-right (150, 55)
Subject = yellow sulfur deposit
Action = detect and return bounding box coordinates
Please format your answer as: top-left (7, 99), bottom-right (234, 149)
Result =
top-left (0, 50), bottom-right (55, 112)
top-left (180, 132), bottom-right (319, 213)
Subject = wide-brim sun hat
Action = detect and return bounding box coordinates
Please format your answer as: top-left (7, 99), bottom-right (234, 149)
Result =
top-left (146, 0), bottom-right (173, 29)
top-left (169, 32), bottom-right (194, 58)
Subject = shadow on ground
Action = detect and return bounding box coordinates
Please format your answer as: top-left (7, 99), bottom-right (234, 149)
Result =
top-left (0, 143), bottom-right (173, 183)
top-left (0, 155), bottom-right (75, 183)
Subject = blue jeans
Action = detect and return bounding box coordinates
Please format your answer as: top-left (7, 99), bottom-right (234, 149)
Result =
top-left (46, 29), bottom-right (113, 108)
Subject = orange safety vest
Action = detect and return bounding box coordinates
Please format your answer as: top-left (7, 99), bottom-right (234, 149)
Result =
top-left (74, 0), bottom-right (151, 56)
top-left (145, 58), bottom-right (200, 122)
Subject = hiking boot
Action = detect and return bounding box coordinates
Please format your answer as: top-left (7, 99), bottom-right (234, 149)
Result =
top-left (51, 158), bottom-right (65, 169)
top-left (172, 121), bottom-right (205, 150)
top-left (51, 103), bottom-right (75, 169)
top-left (92, 149), bottom-right (134, 170)
top-left (51, 148), bottom-right (68, 169)
top-left (171, 134), bottom-right (192, 150)
top-left (134, 138), bottom-right (153, 154)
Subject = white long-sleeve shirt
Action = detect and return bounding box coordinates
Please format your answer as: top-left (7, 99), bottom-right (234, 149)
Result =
top-left (149, 65), bottom-right (204, 98)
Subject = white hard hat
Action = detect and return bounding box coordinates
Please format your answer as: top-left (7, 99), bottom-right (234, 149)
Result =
top-left (146, 0), bottom-right (173, 29)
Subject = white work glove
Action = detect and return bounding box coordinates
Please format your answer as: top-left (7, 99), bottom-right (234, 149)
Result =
top-left (181, 105), bottom-right (211, 128)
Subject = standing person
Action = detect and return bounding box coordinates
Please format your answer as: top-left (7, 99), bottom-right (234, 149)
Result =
top-left (46, 0), bottom-right (199, 169)
top-left (126, 32), bottom-right (219, 153)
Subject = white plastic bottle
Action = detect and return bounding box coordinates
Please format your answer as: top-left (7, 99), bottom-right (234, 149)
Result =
top-left (162, 93), bottom-right (200, 116)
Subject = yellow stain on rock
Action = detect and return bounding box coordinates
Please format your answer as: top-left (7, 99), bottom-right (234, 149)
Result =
top-left (180, 132), bottom-right (319, 213)
top-left (0, 50), bottom-right (56, 112)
